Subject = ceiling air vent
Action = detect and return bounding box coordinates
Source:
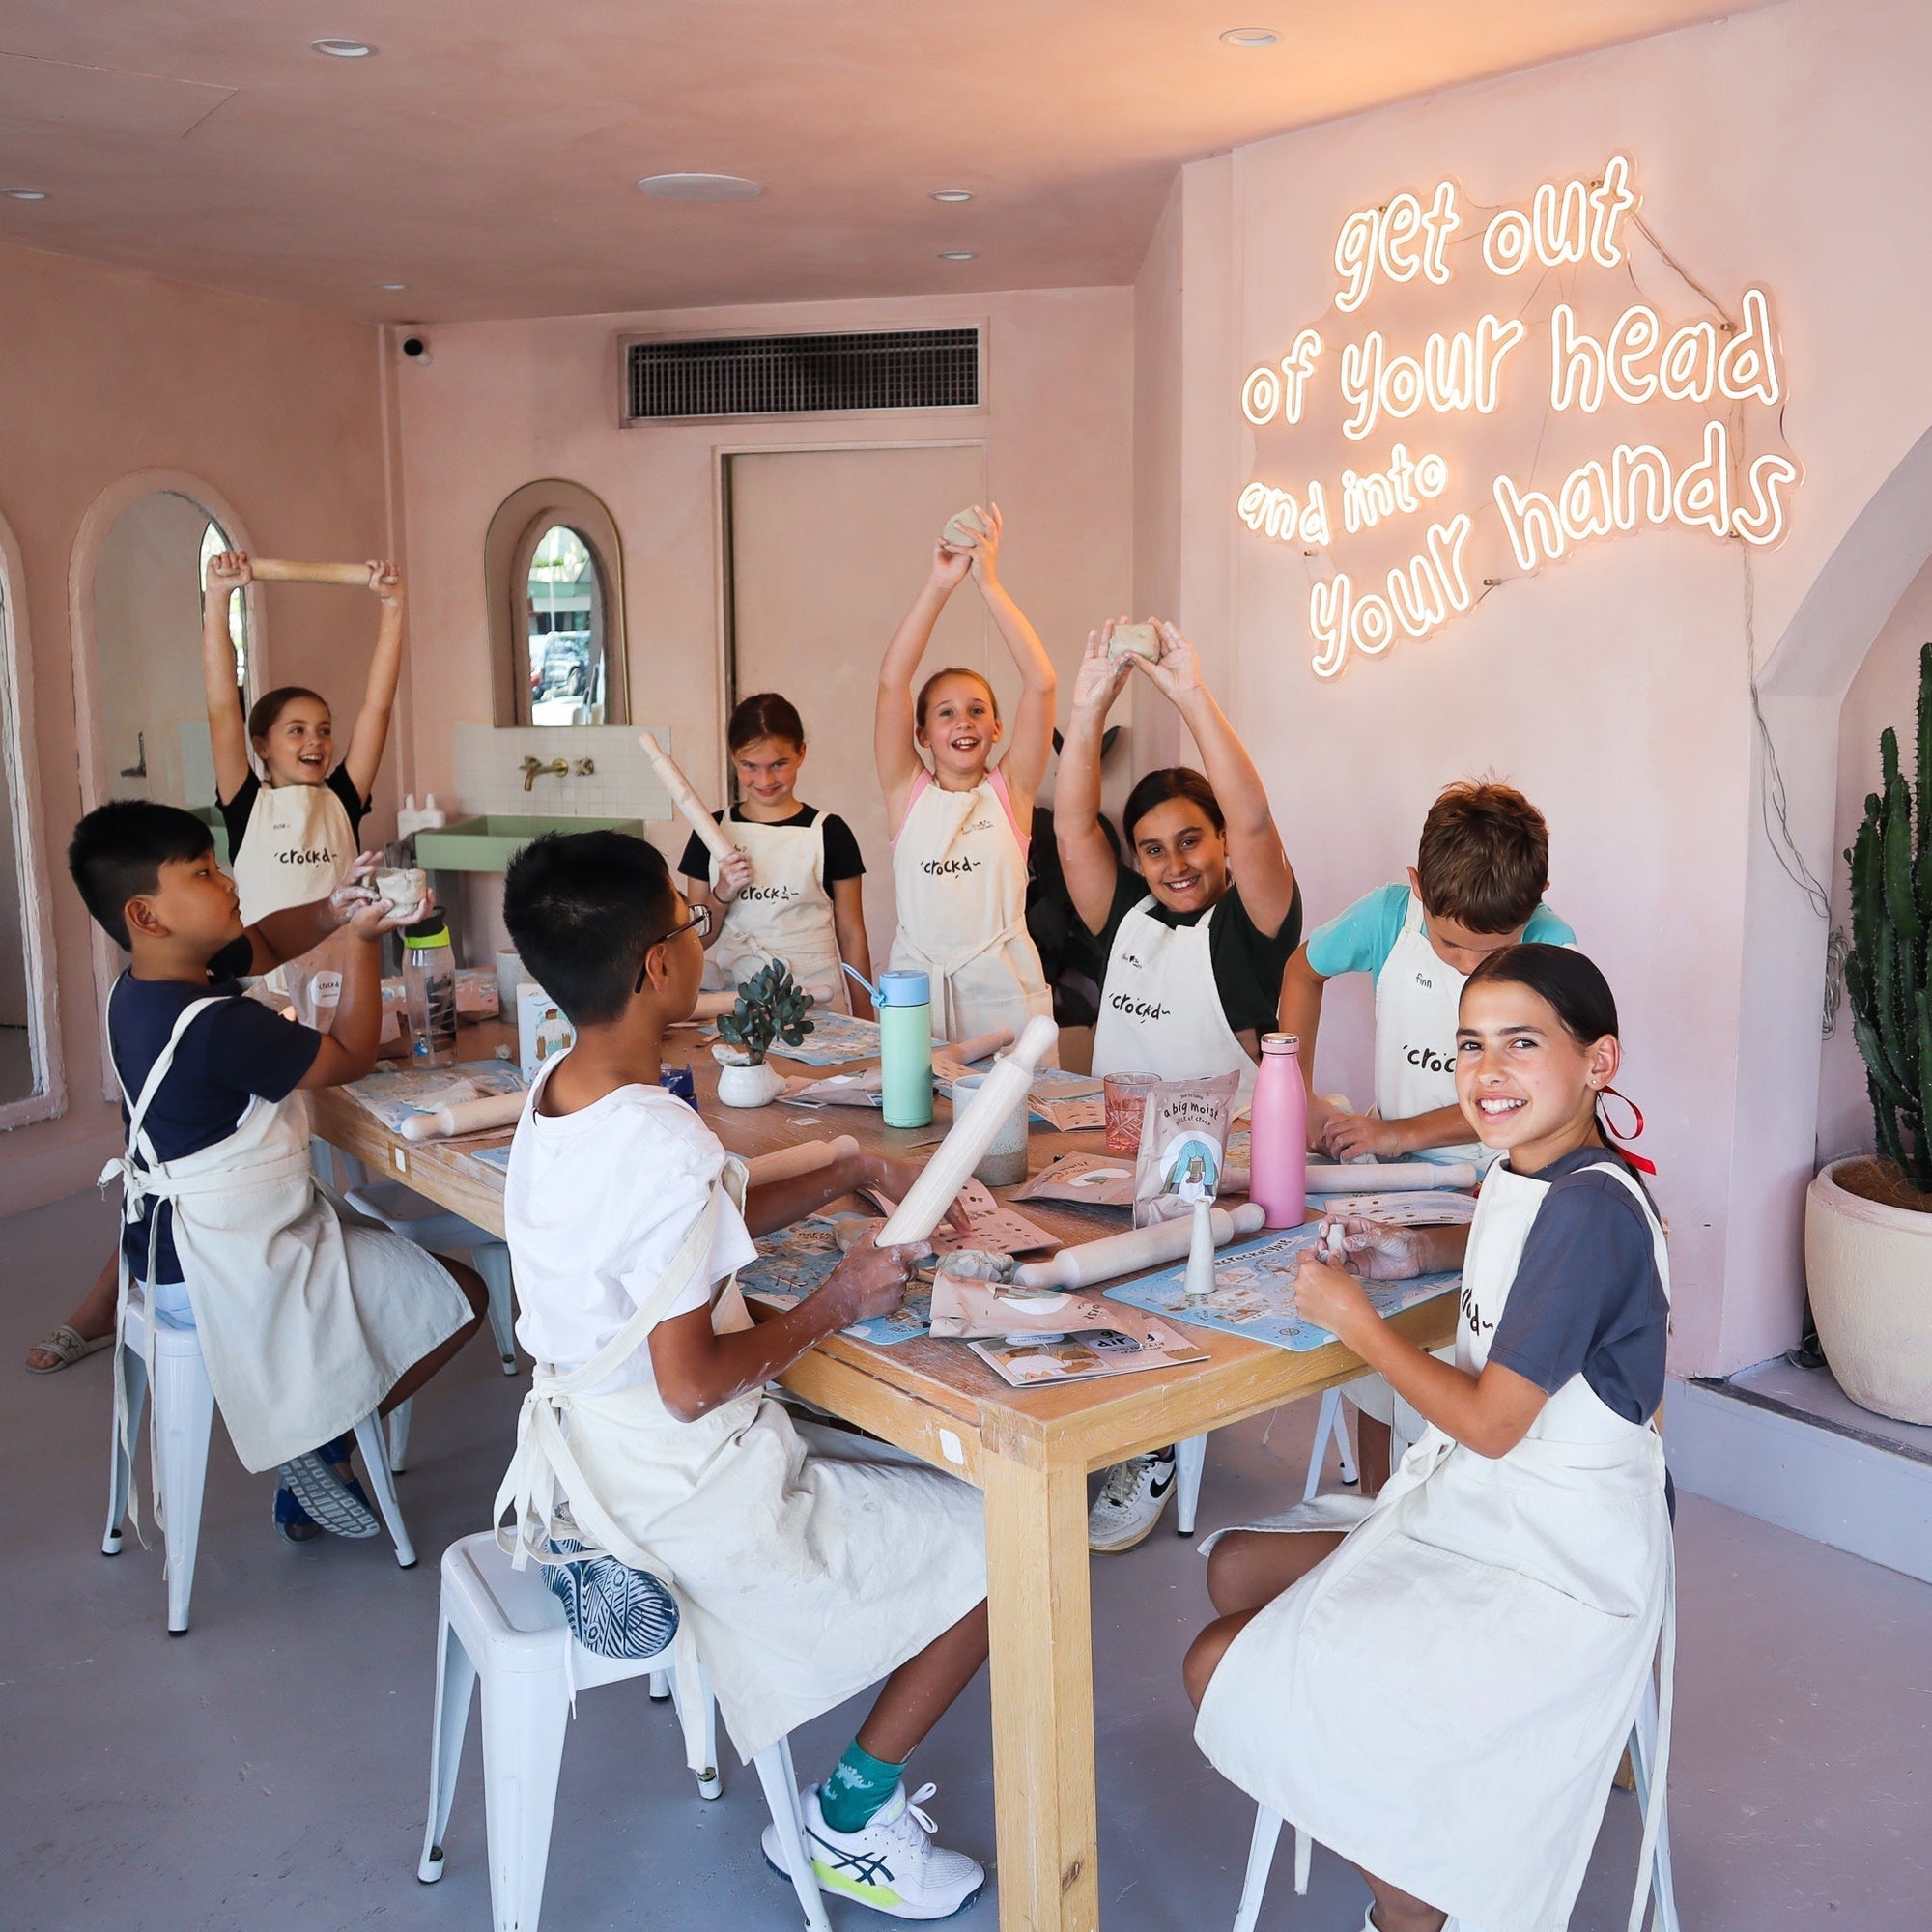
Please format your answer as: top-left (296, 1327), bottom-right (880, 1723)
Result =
top-left (624, 327), bottom-right (980, 422)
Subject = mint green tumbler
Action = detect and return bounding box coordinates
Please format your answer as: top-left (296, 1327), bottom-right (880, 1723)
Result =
top-left (877, 970), bottom-right (934, 1128)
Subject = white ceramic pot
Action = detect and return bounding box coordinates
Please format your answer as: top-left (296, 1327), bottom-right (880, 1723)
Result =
top-left (716, 1059), bottom-right (784, 1110)
top-left (1804, 1157), bottom-right (1932, 1424)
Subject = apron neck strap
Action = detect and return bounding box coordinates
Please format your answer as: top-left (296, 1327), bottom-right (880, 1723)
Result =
top-left (113, 982), bottom-right (228, 1162)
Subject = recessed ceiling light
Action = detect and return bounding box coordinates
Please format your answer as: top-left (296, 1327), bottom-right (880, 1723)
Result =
top-left (636, 172), bottom-right (763, 202)
top-left (311, 38), bottom-right (376, 57)
top-left (5, 187), bottom-right (47, 201)
top-left (376, 282), bottom-right (408, 292)
top-left (929, 189), bottom-right (974, 203)
top-left (1220, 27), bottom-right (1279, 46)
top-left (937, 250), bottom-right (976, 262)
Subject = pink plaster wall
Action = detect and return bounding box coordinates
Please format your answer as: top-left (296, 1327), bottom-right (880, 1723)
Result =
top-left (0, 239), bottom-right (387, 1214)
top-left (1137, 0), bottom-right (1932, 1376)
top-left (391, 287), bottom-right (1134, 854)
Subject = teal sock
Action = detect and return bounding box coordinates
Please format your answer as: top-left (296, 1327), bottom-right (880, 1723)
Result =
top-left (819, 1739), bottom-right (908, 1833)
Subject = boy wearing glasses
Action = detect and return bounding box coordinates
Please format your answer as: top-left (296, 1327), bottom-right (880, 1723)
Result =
top-left (496, 831), bottom-right (991, 1921)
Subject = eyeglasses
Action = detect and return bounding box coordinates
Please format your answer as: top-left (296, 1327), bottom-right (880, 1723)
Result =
top-left (635, 902), bottom-right (711, 993)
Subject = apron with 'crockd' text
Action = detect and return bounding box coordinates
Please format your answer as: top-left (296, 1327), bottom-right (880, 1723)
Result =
top-left (230, 778), bottom-right (359, 926)
top-left (1371, 887), bottom-right (1489, 1170)
top-left (495, 1055), bottom-right (986, 1768)
top-left (1196, 1156), bottom-right (1674, 1932)
top-left (1091, 895), bottom-right (1257, 1110)
top-left (100, 982), bottom-right (470, 1490)
top-left (890, 772), bottom-right (1052, 1048)
top-left (704, 814), bottom-right (849, 1012)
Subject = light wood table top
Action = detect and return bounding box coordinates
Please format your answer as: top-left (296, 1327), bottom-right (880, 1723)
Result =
top-left (310, 1019), bottom-right (1455, 1932)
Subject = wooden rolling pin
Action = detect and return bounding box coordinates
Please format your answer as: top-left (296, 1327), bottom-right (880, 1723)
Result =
top-left (1304, 1159), bottom-right (1478, 1194)
top-left (399, 1089), bottom-right (527, 1142)
top-left (744, 1135), bottom-right (860, 1187)
top-left (877, 1016), bottom-right (1058, 1246)
top-left (246, 559), bottom-right (375, 586)
top-left (639, 732), bottom-right (740, 866)
top-left (1011, 1201), bottom-right (1265, 1290)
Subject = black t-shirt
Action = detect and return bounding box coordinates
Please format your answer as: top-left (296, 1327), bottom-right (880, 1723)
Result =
top-left (219, 766), bottom-right (369, 862)
top-left (1486, 1146), bottom-right (1669, 1424)
top-left (1092, 865), bottom-right (1304, 1041)
top-left (677, 805), bottom-right (866, 884)
top-left (110, 936), bottom-right (324, 1283)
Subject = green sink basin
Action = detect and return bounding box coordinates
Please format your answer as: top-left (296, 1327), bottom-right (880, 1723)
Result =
top-left (415, 814), bottom-right (647, 872)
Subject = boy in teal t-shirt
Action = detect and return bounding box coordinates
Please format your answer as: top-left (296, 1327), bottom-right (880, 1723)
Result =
top-left (1279, 781), bottom-right (1573, 1167)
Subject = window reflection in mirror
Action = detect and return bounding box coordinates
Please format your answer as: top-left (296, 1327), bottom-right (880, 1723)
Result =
top-left (525, 524), bottom-right (606, 724)
top-left (198, 517), bottom-right (247, 694)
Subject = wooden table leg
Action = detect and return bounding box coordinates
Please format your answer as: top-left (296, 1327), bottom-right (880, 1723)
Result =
top-left (983, 1438), bottom-right (1099, 1932)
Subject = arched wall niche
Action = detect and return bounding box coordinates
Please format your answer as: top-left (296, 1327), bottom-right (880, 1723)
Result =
top-left (1716, 423), bottom-right (1932, 1370)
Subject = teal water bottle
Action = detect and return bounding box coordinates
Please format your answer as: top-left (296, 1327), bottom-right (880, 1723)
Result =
top-left (876, 970), bottom-right (934, 1129)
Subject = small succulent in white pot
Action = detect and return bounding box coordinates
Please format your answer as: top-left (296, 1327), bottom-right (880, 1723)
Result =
top-left (711, 960), bottom-right (816, 1108)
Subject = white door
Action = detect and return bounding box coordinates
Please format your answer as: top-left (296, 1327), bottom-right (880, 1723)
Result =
top-left (727, 444), bottom-right (992, 973)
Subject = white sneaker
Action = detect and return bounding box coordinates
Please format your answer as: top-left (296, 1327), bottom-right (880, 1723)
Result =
top-left (1087, 1447), bottom-right (1176, 1551)
top-left (762, 1781), bottom-right (985, 1920)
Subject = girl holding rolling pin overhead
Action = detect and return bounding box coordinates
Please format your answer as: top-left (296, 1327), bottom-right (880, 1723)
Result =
top-left (201, 550), bottom-right (404, 924)
top-left (1184, 945), bottom-right (1674, 1932)
top-left (1057, 617), bottom-right (1302, 1551)
top-left (678, 692), bottom-right (874, 1016)
top-left (875, 503), bottom-right (1057, 1049)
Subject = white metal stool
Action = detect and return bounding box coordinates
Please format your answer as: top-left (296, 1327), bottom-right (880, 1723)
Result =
top-left (419, 1530), bottom-right (833, 1932)
top-left (1229, 1674), bottom-right (1681, 1932)
top-left (103, 1296), bottom-right (416, 1633)
top-left (1172, 1390), bottom-right (1358, 1536)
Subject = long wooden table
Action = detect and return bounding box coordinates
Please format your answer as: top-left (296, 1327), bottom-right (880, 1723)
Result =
top-left (310, 1027), bottom-right (1455, 1932)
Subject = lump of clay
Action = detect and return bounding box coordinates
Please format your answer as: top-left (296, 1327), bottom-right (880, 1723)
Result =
top-left (1107, 621), bottom-right (1160, 662)
top-left (943, 506), bottom-right (990, 550)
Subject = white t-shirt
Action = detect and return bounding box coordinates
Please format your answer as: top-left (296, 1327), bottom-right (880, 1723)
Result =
top-left (505, 1065), bottom-right (757, 1397)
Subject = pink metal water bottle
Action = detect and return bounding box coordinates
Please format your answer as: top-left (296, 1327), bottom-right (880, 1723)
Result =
top-left (1249, 1033), bottom-right (1307, 1228)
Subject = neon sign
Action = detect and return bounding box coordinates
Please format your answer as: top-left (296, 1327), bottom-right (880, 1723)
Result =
top-left (1236, 155), bottom-right (1802, 677)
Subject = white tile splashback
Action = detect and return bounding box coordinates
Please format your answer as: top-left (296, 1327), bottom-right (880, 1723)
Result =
top-left (451, 723), bottom-right (675, 822)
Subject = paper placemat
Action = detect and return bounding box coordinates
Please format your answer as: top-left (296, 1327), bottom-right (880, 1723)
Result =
top-left (1104, 1222), bottom-right (1459, 1352)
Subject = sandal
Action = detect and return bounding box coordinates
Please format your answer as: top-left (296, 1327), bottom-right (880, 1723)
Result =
top-left (25, 1323), bottom-right (113, 1374)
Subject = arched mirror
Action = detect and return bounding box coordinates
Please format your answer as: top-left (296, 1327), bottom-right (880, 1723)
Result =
top-left (485, 480), bottom-right (629, 727)
top-left (75, 476), bottom-right (256, 1101)
top-left (94, 490), bottom-right (248, 838)
top-left (0, 515), bottom-right (64, 1124)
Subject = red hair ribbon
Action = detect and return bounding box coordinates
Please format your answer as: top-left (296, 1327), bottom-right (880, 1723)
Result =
top-left (1599, 1085), bottom-right (1656, 1176)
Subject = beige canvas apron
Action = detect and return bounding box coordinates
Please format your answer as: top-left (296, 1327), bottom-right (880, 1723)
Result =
top-left (100, 982), bottom-right (471, 1487)
top-left (229, 777), bottom-right (359, 925)
top-left (1197, 1157), bottom-right (1674, 1932)
top-left (1091, 895), bottom-right (1258, 1109)
top-left (494, 1107), bottom-right (986, 1768)
top-left (229, 776), bottom-right (361, 1001)
top-left (705, 814), bottom-right (850, 1013)
top-left (890, 774), bottom-right (1052, 1047)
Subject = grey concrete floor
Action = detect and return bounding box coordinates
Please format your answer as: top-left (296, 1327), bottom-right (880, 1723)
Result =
top-left (3, 1182), bottom-right (1929, 1932)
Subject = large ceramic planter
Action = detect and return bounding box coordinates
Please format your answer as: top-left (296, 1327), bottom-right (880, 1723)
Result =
top-left (716, 1059), bottom-right (784, 1109)
top-left (1804, 1157), bottom-right (1932, 1425)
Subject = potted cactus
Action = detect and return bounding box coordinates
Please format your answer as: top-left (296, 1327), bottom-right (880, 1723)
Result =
top-left (711, 959), bottom-right (816, 1108)
top-left (1806, 640), bottom-right (1932, 1422)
